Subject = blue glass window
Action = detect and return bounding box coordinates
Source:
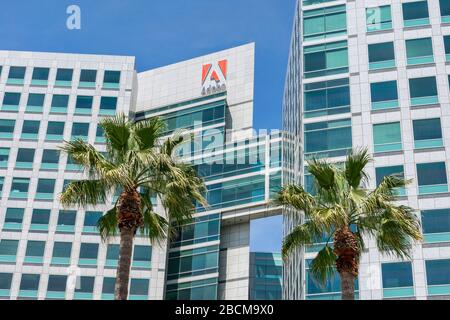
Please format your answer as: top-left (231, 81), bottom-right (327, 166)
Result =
top-left (422, 209), bottom-right (450, 243)
top-left (4, 208), bottom-right (24, 228)
top-left (417, 162), bottom-right (448, 194)
top-left (41, 150), bottom-right (60, 169)
top-left (375, 165), bottom-right (405, 196)
top-left (31, 67), bottom-right (49, 85)
top-left (21, 120), bottom-right (40, 140)
top-left (130, 279), bottom-right (149, 297)
top-left (71, 123), bottom-right (90, 140)
top-left (304, 119), bottom-right (352, 159)
top-left (79, 243), bottom-right (99, 265)
top-left (16, 148), bottom-right (35, 169)
top-left (31, 209), bottom-right (51, 230)
top-left (0, 148), bottom-right (9, 168)
top-left (0, 119), bottom-right (15, 139)
top-left (75, 277), bottom-right (95, 294)
top-left (426, 259), bottom-right (450, 286)
top-left (46, 121), bottom-right (65, 140)
top-left (133, 245), bottom-right (152, 268)
top-left (79, 70), bottom-right (97, 88)
top-left (102, 277), bottom-right (116, 297)
top-left (19, 274), bottom-right (40, 291)
top-left (99, 97), bottom-right (117, 115)
top-left (303, 5), bottom-right (346, 41)
top-left (373, 122), bottom-right (402, 153)
top-left (441, 0), bottom-right (450, 22)
top-left (36, 179), bottom-right (56, 199)
top-left (57, 210), bottom-right (76, 233)
top-left (304, 41), bottom-right (348, 78)
top-left (413, 118), bottom-right (443, 149)
top-left (167, 245), bottom-right (219, 280)
top-left (368, 42), bottom-right (395, 69)
top-left (304, 78), bottom-right (350, 118)
top-left (2, 92), bottom-right (21, 111)
top-left (0, 273), bottom-right (13, 293)
top-left (52, 242), bottom-right (72, 265)
top-left (9, 178), bottom-right (30, 199)
top-left (382, 262), bottom-right (414, 288)
top-left (75, 96), bottom-right (93, 114)
top-left (403, 1), bottom-right (430, 27)
top-left (366, 6), bottom-right (392, 32)
top-left (0, 239), bottom-right (19, 259)
top-left (25, 241), bottom-right (46, 263)
top-left (172, 214), bottom-right (220, 248)
top-left (406, 38), bottom-right (434, 65)
top-left (55, 69), bottom-right (73, 87)
top-left (409, 76), bottom-right (438, 106)
top-left (8, 66), bottom-right (26, 84)
top-left (370, 80), bottom-right (398, 110)
top-left (83, 211), bottom-right (102, 233)
top-left (26, 93), bottom-right (45, 113)
top-left (47, 275), bottom-right (67, 294)
top-left (103, 71), bottom-right (121, 89)
top-left (50, 95), bottom-right (69, 113)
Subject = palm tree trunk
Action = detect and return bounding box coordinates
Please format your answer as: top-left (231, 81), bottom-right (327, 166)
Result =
top-left (114, 189), bottom-right (143, 300)
top-left (340, 271), bottom-right (355, 300)
top-left (115, 227), bottom-right (134, 300)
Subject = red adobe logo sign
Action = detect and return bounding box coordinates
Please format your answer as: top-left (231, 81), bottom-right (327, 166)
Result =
top-left (201, 60), bottom-right (227, 96)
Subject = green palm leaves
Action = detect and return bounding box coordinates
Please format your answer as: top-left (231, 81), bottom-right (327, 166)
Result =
top-left (275, 148), bottom-right (422, 286)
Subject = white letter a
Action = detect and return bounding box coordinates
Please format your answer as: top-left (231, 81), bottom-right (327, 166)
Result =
top-left (66, 5), bottom-right (81, 30)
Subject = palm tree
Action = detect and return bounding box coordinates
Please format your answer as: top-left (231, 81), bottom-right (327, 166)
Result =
top-left (59, 114), bottom-right (206, 300)
top-left (275, 149), bottom-right (422, 300)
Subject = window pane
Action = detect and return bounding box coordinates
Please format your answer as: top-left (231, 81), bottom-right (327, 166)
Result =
top-left (367, 5), bottom-right (392, 30)
top-left (382, 262), bottom-right (413, 288)
top-left (441, 0), bottom-right (450, 16)
top-left (32, 68), bottom-right (49, 80)
top-left (22, 121), bottom-right (40, 134)
top-left (75, 277), bottom-right (95, 293)
top-left (403, 1), bottom-right (429, 20)
top-left (102, 277), bottom-right (116, 294)
top-left (0, 273), bottom-right (13, 290)
top-left (36, 179), bottom-right (55, 194)
top-left (9, 66), bottom-right (26, 79)
top-left (106, 244), bottom-right (119, 260)
top-left (76, 96), bottom-right (93, 109)
top-left (5, 208), bottom-right (24, 223)
top-left (51, 95), bottom-right (69, 108)
top-left (426, 259), bottom-right (450, 285)
top-left (80, 70), bottom-right (97, 83)
top-left (422, 209), bottom-right (450, 234)
top-left (3, 93), bottom-right (21, 105)
top-left (0, 240), bottom-right (19, 255)
top-left (133, 245), bottom-right (152, 262)
top-left (413, 118), bottom-right (442, 141)
top-left (84, 211), bottom-right (102, 227)
top-left (79, 243), bottom-right (99, 259)
top-left (47, 122), bottom-right (65, 135)
top-left (417, 162), bottom-right (448, 186)
top-left (376, 165), bottom-right (404, 185)
top-left (11, 178), bottom-right (30, 193)
top-left (20, 274), bottom-right (40, 290)
top-left (48, 275), bottom-right (67, 292)
top-left (406, 38), bottom-right (433, 58)
top-left (27, 94), bottom-right (45, 107)
top-left (368, 42), bottom-right (395, 62)
top-left (17, 148), bottom-right (35, 163)
top-left (100, 97), bottom-right (117, 110)
top-left (72, 123), bottom-right (89, 136)
top-left (130, 279), bottom-right (149, 295)
top-left (57, 210), bottom-right (76, 226)
top-left (371, 81), bottom-right (398, 102)
top-left (31, 209), bottom-right (51, 224)
top-left (56, 69), bottom-right (73, 81)
top-left (373, 122), bottom-right (401, 145)
top-left (25, 241), bottom-right (45, 257)
top-left (42, 150), bottom-right (60, 164)
top-left (104, 71), bottom-right (121, 84)
top-left (0, 120), bottom-right (15, 133)
top-left (53, 242), bottom-right (72, 258)
top-left (409, 77), bottom-right (437, 98)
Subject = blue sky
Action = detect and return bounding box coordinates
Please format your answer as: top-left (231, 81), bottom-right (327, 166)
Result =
top-left (0, 0), bottom-right (296, 130)
top-left (0, 0), bottom-right (293, 252)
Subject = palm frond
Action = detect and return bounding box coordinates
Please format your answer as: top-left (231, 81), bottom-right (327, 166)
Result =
top-left (98, 208), bottom-right (119, 241)
top-left (60, 180), bottom-right (109, 207)
top-left (309, 246), bottom-right (337, 285)
top-left (100, 114), bottom-right (132, 160)
top-left (307, 158), bottom-right (337, 191)
top-left (132, 117), bottom-right (165, 150)
top-left (344, 148), bottom-right (371, 189)
top-left (282, 221), bottom-right (323, 258)
top-left (272, 184), bottom-right (315, 214)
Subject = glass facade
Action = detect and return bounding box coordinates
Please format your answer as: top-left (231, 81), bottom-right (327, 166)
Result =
top-left (249, 253), bottom-right (282, 300)
top-left (304, 41), bottom-right (348, 78)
